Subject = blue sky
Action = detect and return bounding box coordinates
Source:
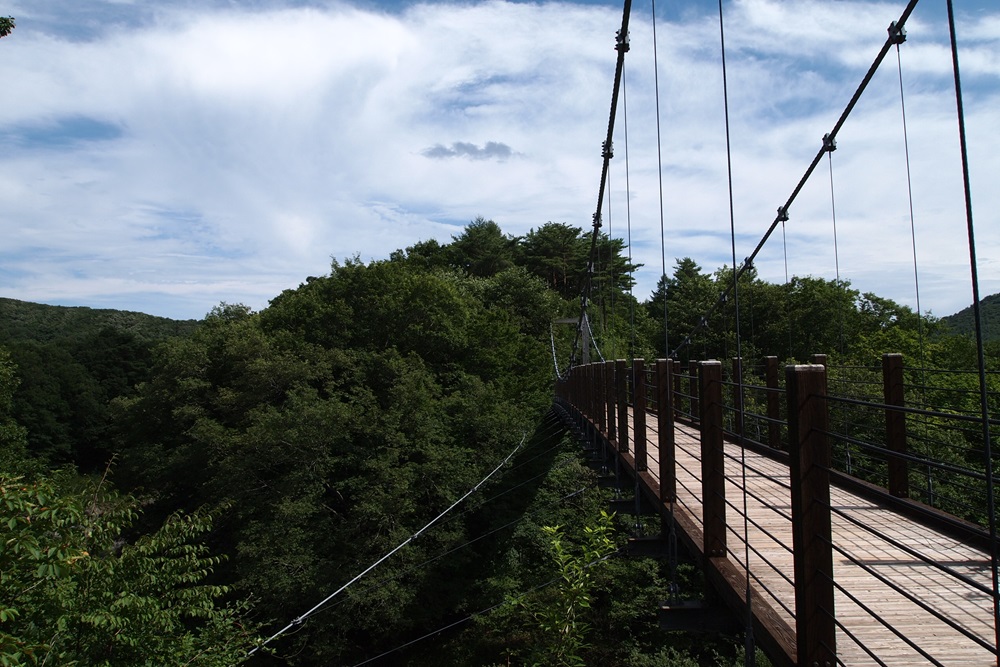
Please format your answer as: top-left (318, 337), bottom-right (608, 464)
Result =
top-left (1, 0), bottom-right (997, 320)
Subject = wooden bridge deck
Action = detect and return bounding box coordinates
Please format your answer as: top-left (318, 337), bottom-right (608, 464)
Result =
top-left (619, 410), bottom-right (997, 666)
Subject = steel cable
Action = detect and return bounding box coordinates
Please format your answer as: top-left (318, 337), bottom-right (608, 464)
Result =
top-left (250, 433), bottom-right (529, 655)
top-left (670, 0), bottom-right (922, 359)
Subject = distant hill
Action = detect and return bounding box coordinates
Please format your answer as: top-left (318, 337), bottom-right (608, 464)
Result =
top-left (0, 297), bottom-right (199, 344)
top-left (941, 292), bottom-right (1000, 342)
top-left (0, 298), bottom-right (200, 469)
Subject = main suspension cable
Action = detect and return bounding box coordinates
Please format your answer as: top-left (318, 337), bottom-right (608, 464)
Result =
top-left (570, 0), bottom-right (634, 369)
top-left (623, 60), bottom-right (637, 361)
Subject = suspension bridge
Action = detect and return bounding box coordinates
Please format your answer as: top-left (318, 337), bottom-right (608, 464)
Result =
top-left (248, 0), bottom-right (997, 663)
top-left (556, 0), bottom-right (998, 664)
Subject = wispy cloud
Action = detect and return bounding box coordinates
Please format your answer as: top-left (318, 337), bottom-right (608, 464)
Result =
top-left (422, 141), bottom-right (515, 161)
top-left (0, 0), bottom-right (996, 320)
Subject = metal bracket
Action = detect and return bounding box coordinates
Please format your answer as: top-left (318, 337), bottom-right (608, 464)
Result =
top-left (888, 21), bottom-right (906, 45)
top-left (777, 206), bottom-right (789, 222)
top-left (602, 140), bottom-right (614, 160)
top-left (616, 29), bottom-right (630, 53)
top-left (592, 212), bottom-right (602, 228)
top-left (822, 133), bottom-right (837, 153)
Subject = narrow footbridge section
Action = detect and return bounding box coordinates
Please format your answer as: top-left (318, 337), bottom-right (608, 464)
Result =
top-left (556, 357), bottom-right (999, 666)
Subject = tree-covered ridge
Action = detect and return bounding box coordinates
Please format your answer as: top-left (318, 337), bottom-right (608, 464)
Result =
top-left (941, 292), bottom-right (1000, 342)
top-left (109, 258), bottom-right (570, 663)
top-left (0, 297), bottom-right (198, 344)
top-left (0, 299), bottom-right (198, 470)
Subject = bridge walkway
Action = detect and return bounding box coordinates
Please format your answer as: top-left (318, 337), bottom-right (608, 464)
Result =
top-left (559, 359), bottom-right (999, 666)
top-left (648, 417), bottom-right (996, 666)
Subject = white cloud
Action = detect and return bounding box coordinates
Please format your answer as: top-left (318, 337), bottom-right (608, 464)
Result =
top-left (0, 0), bottom-right (996, 321)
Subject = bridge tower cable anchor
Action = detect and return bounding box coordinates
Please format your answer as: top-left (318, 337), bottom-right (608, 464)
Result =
top-left (888, 20), bottom-right (906, 46)
top-left (777, 207), bottom-right (793, 357)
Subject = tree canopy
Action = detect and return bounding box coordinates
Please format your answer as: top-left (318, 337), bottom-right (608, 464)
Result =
top-left (1, 473), bottom-right (258, 666)
top-left (2, 216), bottom-right (994, 666)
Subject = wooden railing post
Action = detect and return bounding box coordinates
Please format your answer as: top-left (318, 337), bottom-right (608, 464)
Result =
top-left (689, 362), bottom-right (700, 424)
top-left (700, 361), bottom-right (726, 558)
top-left (616, 359), bottom-right (628, 453)
top-left (587, 364), bottom-right (597, 424)
top-left (883, 353), bottom-right (909, 498)
top-left (657, 359), bottom-right (676, 503)
top-left (585, 365), bottom-right (594, 439)
top-left (633, 359), bottom-right (647, 471)
top-left (787, 363), bottom-right (836, 666)
top-left (605, 361), bottom-right (616, 442)
top-left (765, 356), bottom-right (781, 449)
top-left (595, 363), bottom-right (606, 436)
top-left (672, 360), bottom-right (682, 420)
top-left (731, 357), bottom-right (744, 437)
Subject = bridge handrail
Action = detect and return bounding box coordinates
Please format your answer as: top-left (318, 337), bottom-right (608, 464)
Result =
top-left (555, 354), bottom-right (1000, 666)
top-left (599, 354), bottom-right (999, 537)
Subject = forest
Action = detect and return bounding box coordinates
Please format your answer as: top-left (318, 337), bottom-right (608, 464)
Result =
top-left (2, 218), bottom-right (997, 666)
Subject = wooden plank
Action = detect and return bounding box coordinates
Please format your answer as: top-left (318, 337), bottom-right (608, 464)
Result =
top-left (571, 386), bottom-right (999, 667)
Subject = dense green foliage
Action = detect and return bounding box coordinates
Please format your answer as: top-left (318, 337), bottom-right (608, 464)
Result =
top-left (0, 474), bottom-right (257, 666)
top-left (941, 292), bottom-right (1000, 342)
top-left (0, 350), bottom-right (31, 473)
top-left (2, 218), bottom-right (995, 666)
top-left (647, 258), bottom-right (938, 364)
top-left (505, 512), bottom-right (619, 666)
top-left (0, 299), bottom-right (198, 344)
top-left (0, 299), bottom-right (198, 469)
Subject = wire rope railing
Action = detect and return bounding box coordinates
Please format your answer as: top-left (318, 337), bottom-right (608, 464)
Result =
top-left (556, 354), bottom-right (999, 666)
